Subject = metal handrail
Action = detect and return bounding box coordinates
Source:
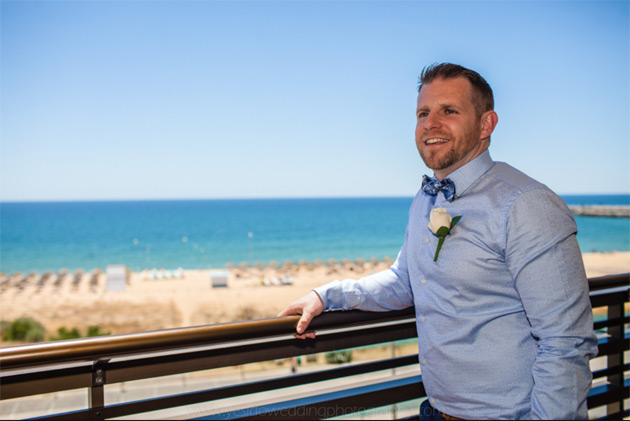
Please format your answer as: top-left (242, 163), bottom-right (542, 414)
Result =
top-left (0, 308), bottom-right (416, 370)
top-left (1, 275), bottom-right (627, 370)
top-left (587, 272), bottom-right (630, 291)
top-left (0, 273), bottom-right (627, 420)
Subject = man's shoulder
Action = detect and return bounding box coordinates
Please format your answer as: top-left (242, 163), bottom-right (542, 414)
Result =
top-left (483, 161), bottom-right (572, 221)
top-left (484, 161), bottom-right (549, 196)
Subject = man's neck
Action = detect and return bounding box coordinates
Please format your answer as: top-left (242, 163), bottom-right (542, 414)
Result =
top-left (433, 144), bottom-right (490, 180)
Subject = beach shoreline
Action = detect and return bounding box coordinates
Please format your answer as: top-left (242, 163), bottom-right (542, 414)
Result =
top-left (1, 251), bottom-right (628, 342)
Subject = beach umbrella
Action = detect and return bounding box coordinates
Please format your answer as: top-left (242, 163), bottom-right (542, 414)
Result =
top-left (55, 269), bottom-right (68, 288)
top-left (0, 273), bottom-right (11, 292)
top-left (17, 272), bottom-right (37, 291)
top-left (8, 272), bottom-right (22, 288)
top-left (90, 269), bottom-right (101, 290)
top-left (13, 273), bottom-right (25, 290)
top-left (37, 271), bottom-right (52, 289)
top-left (73, 269), bottom-right (84, 288)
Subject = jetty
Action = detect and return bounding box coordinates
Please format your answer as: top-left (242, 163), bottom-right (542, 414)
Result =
top-left (568, 205), bottom-right (630, 218)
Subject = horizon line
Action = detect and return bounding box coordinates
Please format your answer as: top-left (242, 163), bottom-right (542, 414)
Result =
top-left (2, 192), bottom-right (630, 204)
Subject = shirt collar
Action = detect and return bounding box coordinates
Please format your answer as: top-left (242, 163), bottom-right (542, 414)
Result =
top-left (438, 150), bottom-right (494, 200)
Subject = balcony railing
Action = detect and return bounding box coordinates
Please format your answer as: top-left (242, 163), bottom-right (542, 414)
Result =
top-left (0, 273), bottom-right (628, 420)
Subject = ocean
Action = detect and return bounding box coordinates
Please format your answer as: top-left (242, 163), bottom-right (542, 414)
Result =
top-left (1, 195), bottom-right (628, 274)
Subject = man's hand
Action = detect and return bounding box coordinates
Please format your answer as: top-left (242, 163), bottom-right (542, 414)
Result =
top-left (277, 290), bottom-right (324, 339)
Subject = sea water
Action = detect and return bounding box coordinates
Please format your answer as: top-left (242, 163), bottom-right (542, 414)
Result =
top-left (1, 195), bottom-right (628, 273)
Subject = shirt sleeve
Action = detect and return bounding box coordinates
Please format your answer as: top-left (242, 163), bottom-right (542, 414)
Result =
top-left (314, 230), bottom-right (414, 312)
top-left (505, 188), bottom-right (598, 420)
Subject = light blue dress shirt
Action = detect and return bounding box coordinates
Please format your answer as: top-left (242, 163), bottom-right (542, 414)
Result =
top-left (315, 151), bottom-right (598, 420)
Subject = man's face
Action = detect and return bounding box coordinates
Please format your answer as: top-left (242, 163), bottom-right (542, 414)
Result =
top-left (415, 77), bottom-right (490, 179)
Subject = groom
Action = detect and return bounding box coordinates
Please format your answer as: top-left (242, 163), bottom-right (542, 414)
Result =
top-left (279, 63), bottom-right (597, 420)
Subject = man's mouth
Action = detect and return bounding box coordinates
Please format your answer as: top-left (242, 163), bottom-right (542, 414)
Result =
top-left (425, 138), bottom-right (449, 145)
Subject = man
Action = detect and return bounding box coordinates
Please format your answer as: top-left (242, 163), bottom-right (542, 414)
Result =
top-left (278, 63), bottom-right (598, 420)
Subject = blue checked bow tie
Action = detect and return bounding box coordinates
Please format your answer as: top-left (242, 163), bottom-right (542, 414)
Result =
top-left (422, 175), bottom-right (456, 202)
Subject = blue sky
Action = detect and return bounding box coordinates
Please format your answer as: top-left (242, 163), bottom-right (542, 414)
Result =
top-left (1, 0), bottom-right (628, 201)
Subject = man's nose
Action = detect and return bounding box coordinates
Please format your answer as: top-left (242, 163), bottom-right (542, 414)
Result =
top-left (422, 112), bottom-right (441, 131)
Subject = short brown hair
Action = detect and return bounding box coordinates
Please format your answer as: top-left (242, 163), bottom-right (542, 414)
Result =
top-left (418, 63), bottom-right (494, 116)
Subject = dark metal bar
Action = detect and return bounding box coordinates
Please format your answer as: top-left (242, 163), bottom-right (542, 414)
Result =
top-left (40, 355), bottom-right (421, 420)
top-left (88, 385), bottom-right (104, 419)
top-left (596, 337), bottom-right (629, 358)
top-left (105, 319), bottom-right (417, 384)
top-left (597, 409), bottom-right (630, 420)
top-left (0, 309), bottom-right (415, 370)
top-left (587, 273), bottom-right (629, 291)
top-left (0, 319), bottom-right (416, 400)
top-left (199, 375), bottom-right (426, 420)
top-left (592, 363), bottom-right (630, 381)
top-left (0, 364), bottom-right (92, 400)
top-left (88, 360), bottom-right (106, 408)
top-left (593, 316), bottom-right (629, 331)
top-left (590, 290), bottom-right (628, 308)
top-left (604, 298), bottom-right (624, 416)
top-left (0, 316), bottom-right (299, 370)
top-left (587, 383), bottom-right (628, 410)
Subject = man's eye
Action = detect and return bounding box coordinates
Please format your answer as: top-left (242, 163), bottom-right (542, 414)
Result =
top-left (445, 109), bottom-right (456, 114)
top-left (418, 112), bottom-right (428, 118)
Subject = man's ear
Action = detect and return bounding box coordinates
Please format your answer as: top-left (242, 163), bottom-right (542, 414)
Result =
top-left (480, 110), bottom-right (498, 139)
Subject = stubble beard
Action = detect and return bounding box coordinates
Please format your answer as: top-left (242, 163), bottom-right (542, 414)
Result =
top-left (420, 147), bottom-right (460, 172)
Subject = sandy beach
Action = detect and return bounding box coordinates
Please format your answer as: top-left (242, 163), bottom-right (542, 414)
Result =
top-left (1, 252), bottom-right (628, 341)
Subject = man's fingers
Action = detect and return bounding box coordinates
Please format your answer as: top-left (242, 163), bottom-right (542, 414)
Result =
top-left (294, 331), bottom-right (317, 340)
top-left (278, 291), bottom-right (324, 338)
top-left (277, 307), bottom-right (292, 317)
top-left (277, 302), bottom-right (302, 317)
top-left (296, 312), bottom-right (314, 334)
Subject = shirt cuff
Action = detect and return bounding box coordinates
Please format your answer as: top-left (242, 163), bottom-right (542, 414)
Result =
top-left (313, 279), bottom-right (344, 311)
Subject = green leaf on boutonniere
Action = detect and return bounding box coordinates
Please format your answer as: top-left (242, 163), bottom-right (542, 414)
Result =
top-left (431, 213), bottom-right (462, 262)
top-left (436, 226), bottom-right (450, 237)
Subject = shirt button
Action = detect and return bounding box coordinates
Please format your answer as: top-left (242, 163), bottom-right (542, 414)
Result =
top-left (424, 237), bottom-right (430, 244)
top-left (430, 398), bottom-right (436, 405)
top-left (421, 359), bottom-right (427, 365)
top-left (421, 279), bottom-right (427, 284)
top-left (420, 316), bottom-right (426, 323)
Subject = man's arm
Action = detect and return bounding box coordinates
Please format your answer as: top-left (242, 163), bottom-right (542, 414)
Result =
top-left (506, 189), bottom-right (598, 420)
top-left (278, 247), bottom-right (414, 338)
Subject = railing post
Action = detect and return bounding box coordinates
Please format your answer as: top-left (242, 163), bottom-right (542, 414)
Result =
top-left (89, 360), bottom-right (108, 420)
top-left (606, 300), bottom-right (623, 417)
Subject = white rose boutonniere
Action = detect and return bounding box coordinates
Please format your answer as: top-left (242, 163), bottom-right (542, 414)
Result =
top-left (428, 208), bottom-right (462, 262)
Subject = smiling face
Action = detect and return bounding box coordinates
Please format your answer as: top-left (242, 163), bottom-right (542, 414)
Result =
top-left (415, 76), bottom-right (497, 179)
